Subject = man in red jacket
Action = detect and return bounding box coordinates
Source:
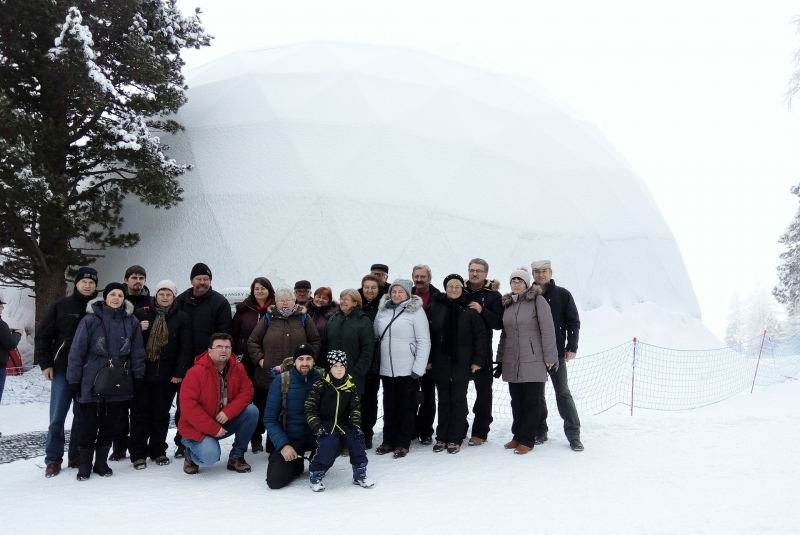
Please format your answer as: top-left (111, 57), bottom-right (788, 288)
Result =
top-left (179, 333), bottom-right (257, 474)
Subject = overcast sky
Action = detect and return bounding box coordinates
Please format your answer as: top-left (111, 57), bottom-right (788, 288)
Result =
top-left (179, 0), bottom-right (800, 340)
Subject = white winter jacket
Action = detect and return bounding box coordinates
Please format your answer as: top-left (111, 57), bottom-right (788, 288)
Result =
top-left (373, 295), bottom-right (431, 378)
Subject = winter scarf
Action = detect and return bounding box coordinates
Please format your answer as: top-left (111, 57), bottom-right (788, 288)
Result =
top-left (256, 298), bottom-right (272, 315)
top-left (278, 304), bottom-right (300, 318)
top-left (146, 303), bottom-right (170, 362)
top-left (385, 299), bottom-right (409, 310)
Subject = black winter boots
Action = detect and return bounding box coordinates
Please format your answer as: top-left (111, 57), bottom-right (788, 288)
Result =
top-left (93, 446), bottom-right (113, 477)
top-left (76, 448), bottom-right (94, 481)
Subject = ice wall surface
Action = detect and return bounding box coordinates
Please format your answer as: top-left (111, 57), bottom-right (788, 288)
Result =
top-left (93, 41), bottom-right (701, 320)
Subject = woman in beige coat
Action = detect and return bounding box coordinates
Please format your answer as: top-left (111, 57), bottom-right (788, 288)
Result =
top-left (496, 268), bottom-right (558, 454)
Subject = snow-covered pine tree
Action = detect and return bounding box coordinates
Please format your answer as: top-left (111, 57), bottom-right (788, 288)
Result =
top-left (0, 1), bottom-right (211, 330)
top-left (774, 182), bottom-right (800, 316)
top-left (724, 292), bottom-right (744, 346)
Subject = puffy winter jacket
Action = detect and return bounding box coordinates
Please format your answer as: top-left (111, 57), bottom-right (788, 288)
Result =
top-left (35, 288), bottom-right (97, 374)
top-left (175, 287), bottom-right (233, 357)
top-left (178, 351), bottom-right (254, 442)
top-left (321, 306), bottom-right (374, 394)
top-left (66, 298), bottom-right (146, 403)
top-left (247, 305), bottom-right (321, 390)
top-left (496, 285), bottom-right (558, 383)
top-left (373, 295), bottom-right (430, 378)
top-left (305, 372), bottom-right (361, 434)
top-left (264, 366), bottom-right (320, 451)
top-left (134, 303), bottom-right (193, 381)
top-left (538, 279), bottom-right (581, 358)
top-left (426, 293), bottom-right (488, 383)
top-left (231, 295), bottom-right (272, 378)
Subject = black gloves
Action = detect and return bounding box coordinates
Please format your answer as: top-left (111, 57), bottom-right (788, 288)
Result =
top-left (492, 363), bottom-right (502, 379)
top-left (546, 361), bottom-right (559, 373)
top-left (314, 426), bottom-right (329, 439)
top-left (69, 382), bottom-right (81, 396)
top-left (352, 427), bottom-right (365, 444)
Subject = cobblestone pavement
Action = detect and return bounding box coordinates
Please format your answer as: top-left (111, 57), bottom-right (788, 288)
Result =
top-left (0, 431), bottom-right (67, 464)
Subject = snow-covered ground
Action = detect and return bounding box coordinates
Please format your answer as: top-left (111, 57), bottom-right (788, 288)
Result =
top-left (2, 379), bottom-right (797, 534)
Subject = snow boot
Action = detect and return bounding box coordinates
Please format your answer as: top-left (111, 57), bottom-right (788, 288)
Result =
top-left (93, 447), bottom-right (113, 477)
top-left (76, 448), bottom-right (94, 481)
top-left (352, 462), bottom-right (375, 488)
top-left (309, 470), bottom-right (326, 492)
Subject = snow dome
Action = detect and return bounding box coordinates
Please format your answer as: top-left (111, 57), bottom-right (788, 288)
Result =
top-left (95, 41), bottom-right (701, 321)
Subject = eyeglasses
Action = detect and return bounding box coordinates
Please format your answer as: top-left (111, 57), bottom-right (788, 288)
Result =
top-left (211, 345), bottom-right (232, 351)
top-left (371, 272), bottom-right (387, 278)
top-left (446, 285), bottom-right (463, 290)
top-left (277, 298), bottom-right (294, 304)
top-left (510, 279), bottom-right (526, 284)
top-left (468, 269), bottom-right (485, 274)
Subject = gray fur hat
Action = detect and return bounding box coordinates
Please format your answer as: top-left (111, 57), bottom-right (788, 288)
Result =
top-left (389, 278), bottom-right (413, 298)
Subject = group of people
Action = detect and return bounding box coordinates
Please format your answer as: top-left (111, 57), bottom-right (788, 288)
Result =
top-left (29, 257), bottom-right (582, 489)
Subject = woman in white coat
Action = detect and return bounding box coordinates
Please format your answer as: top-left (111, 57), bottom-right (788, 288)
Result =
top-left (373, 279), bottom-right (430, 458)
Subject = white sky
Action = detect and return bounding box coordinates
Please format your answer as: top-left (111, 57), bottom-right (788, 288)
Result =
top-left (180, 0), bottom-right (800, 340)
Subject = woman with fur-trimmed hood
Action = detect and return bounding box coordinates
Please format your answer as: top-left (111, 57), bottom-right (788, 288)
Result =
top-left (66, 283), bottom-right (146, 480)
top-left (373, 279), bottom-right (431, 458)
top-left (496, 268), bottom-right (558, 455)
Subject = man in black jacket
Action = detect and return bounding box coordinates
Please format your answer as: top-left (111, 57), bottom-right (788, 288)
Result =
top-left (123, 265), bottom-right (151, 310)
top-left (532, 260), bottom-right (583, 451)
top-left (463, 258), bottom-right (504, 446)
top-left (173, 262), bottom-right (232, 457)
top-left (411, 264), bottom-right (440, 444)
top-left (370, 263), bottom-right (391, 296)
top-left (35, 266), bottom-right (99, 477)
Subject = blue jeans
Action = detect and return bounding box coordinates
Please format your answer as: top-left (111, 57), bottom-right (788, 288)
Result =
top-left (182, 404), bottom-right (258, 466)
top-left (0, 367), bottom-right (6, 405)
top-left (44, 372), bottom-right (83, 464)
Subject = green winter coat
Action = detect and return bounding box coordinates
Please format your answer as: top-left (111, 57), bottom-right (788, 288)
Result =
top-left (321, 306), bottom-right (374, 394)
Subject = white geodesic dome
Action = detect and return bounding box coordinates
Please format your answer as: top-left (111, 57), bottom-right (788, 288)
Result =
top-left (94, 41), bottom-right (700, 319)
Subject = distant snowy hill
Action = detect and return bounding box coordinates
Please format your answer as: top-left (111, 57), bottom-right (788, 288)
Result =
top-left (85, 41), bottom-right (716, 347)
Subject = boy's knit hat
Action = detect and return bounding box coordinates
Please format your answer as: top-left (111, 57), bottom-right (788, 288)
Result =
top-left (326, 350), bottom-right (348, 369)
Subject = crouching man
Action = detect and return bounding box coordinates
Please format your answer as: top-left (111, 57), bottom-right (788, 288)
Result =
top-left (264, 344), bottom-right (320, 489)
top-left (304, 350), bottom-right (374, 491)
top-left (178, 333), bottom-right (257, 474)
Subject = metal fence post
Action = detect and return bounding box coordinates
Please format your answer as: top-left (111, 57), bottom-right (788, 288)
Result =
top-left (750, 330), bottom-right (767, 393)
top-left (630, 337), bottom-right (637, 416)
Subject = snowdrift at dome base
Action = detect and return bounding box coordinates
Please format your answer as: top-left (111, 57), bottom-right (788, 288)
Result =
top-left (92, 41), bottom-right (713, 344)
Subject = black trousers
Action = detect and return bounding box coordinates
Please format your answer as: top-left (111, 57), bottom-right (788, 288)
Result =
top-left (111, 401), bottom-right (130, 454)
top-left (79, 401), bottom-right (124, 449)
top-left (414, 371), bottom-right (436, 439)
top-left (509, 382), bottom-right (544, 448)
top-left (173, 383), bottom-right (183, 447)
top-left (381, 375), bottom-right (417, 449)
top-left (361, 370), bottom-right (381, 442)
top-left (129, 381), bottom-right (178, 460)
top-left (435, 380), bottom-right (469, 445)
top-left (266, 434), bottom-right (317, 489)
top-left (252, 385), bottom-right (270, 444)
top-left (469, 363), bottom-right (494, 440)
top-left (538, 358), bottom-right (581, 440)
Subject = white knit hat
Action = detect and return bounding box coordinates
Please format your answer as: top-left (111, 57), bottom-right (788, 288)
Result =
top-left (155, 280), bottom-right (178, 296)
top-left (509, 267), bottom-right (531, 288)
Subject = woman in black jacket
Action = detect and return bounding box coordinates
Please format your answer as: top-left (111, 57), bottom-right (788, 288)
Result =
top-left (425, 274), bottom-right (487, 454)
top-left (129, 280), bottom-right (192, 469)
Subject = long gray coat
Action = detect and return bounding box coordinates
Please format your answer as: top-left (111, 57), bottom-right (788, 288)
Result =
top-left (374, 295), bottom-right (430, 378)
top-left (496, 285), bottom-right (558, 383)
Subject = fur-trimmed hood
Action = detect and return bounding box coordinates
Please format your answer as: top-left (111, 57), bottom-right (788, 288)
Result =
top-left (85, 295), bottom-right (135, 315)
top-left (467, 278), bottom-right (501, 293)
top-left (377, 294), bottom-right (423, 313)
top-left (501, 284), bottom-right (543, 308)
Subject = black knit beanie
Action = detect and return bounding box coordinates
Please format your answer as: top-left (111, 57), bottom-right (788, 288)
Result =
top-left (293, 343), bottom-right (316, 361)
top-left (190, 262), bottom-right (212, 280)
